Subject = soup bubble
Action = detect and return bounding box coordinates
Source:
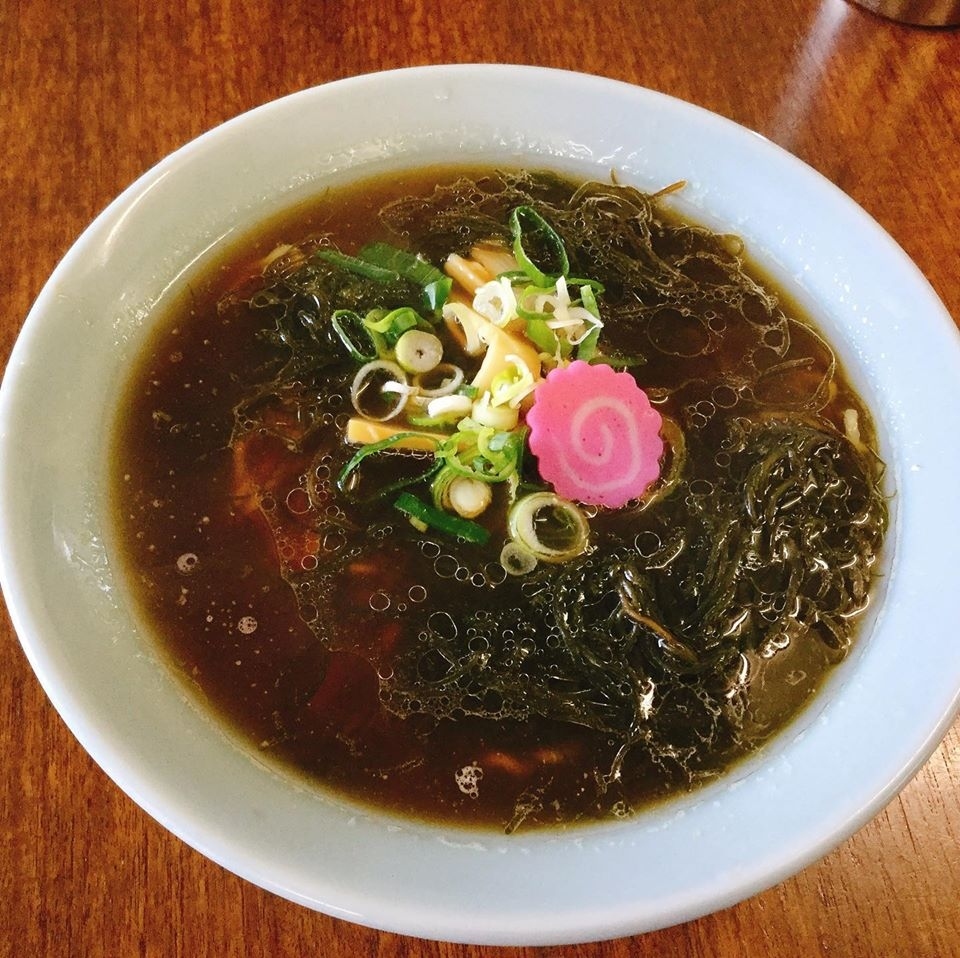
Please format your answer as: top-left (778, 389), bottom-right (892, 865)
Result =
top-left (297, 602), bottom-right (318, 624)
top-left (426, 611), bottom-right (457, 640)
top-left (454, 764), bottom-right (483, 799)
top-left (419, 540), bottom-right (441, 559)
top-left (706, 312), bottom-right (728, 335)
top-left (285, 487), bottom-right (311, 515)
top-left (762, 326), bottom-right (786, 350)
top-left (176, 552), bottom-right (199, 574)
top-left (369, 591), bottom-right (391, 612)
top-left (712, 384), bottom-right (739, 409)
top-left (433, 555), bottom-right (458, 578)
top-left (520, 579), bottom-right (548, 599)
top-left (322, 530), bottom-right (347, 552)
top-left (634, 531), bottom-right (662, 558)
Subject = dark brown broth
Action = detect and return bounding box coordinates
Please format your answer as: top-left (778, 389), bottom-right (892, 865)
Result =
top-left (112, 166), bottom-right (886, 831)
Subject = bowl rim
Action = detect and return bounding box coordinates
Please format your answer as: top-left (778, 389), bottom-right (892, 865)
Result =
top-left (3, 64), bottom-right (960, 945)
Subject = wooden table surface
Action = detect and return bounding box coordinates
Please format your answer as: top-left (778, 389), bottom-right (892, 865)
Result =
top-left (2, 1), bottom-right (959, 955)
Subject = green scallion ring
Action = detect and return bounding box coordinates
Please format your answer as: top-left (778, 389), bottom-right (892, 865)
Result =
top-left (330, 309), bottom-right (378, 363)
top-left (393, 491), bottom-right (490, 545)
top-left (337, 433), bottom-right (442, 502)
top-left (509, 206), bottom-right (569, 286)
top-left (507, 492), bottom-right (590, 563)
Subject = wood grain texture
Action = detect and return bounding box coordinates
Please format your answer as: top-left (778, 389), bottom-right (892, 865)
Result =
top-left (1, 1), bottom-right (959, 955)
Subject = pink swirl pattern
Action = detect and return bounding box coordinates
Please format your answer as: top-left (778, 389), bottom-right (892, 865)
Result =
top-left (526, 360), bottom-right (664, 508)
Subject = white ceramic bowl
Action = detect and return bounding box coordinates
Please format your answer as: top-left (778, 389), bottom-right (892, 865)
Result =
top-left (2, 66), bottom-right (960, 945)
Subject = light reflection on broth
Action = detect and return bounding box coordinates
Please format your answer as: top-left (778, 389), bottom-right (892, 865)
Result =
top-left (112, 167), bottom-right (887, 832)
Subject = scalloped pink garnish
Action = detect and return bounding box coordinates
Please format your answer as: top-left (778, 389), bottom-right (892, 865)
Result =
top-left (526, 360), bottom-right (664, 508)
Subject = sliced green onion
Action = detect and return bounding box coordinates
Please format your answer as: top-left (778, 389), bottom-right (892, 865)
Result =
top-left (414, 362), bottom-right (465, 398)
top-left (495, 268), bottom-right (533, 287)
top-left (578, 283), bottom-right (601, 319)
top-left (312, 244), bottom-right (455, 315)
top-left (448, 476), bottom-right (492, 519)
top-left (515, 282), bottom-right (560, 322)
top-left (426, 394), bottom-right (473, 419)
top-left (473, 277), bottom-right (519, 327)
top-left (439, 426), bottom-right (523, 483)
top-left (442, 474), bottom-right (493, 519)
top-left (489, 354), bottom-right (536, 408)
top-left (509, 206), bottom-right (569, 286)
top-left (515, 287), bottom-right (577, 358)
top-left (422, 277), bottom-right (453, 312)
top-left (407, 413), bottom-right (461, 429)
top-left (337, 434), bottom-right (442, 502)
top-left (358, 241), bottom-right (452, 312)
top-left (524, 317), bottom-right (560, 356)
top-left (359, 242), bottom-right (444, 285)
top-left (500, 541), bottom-right (538, 576)
top-left (430, 463), bottom-right (457, 510)
top-left (589, 352), bottom-right (647, 368)
top-left (395, 329), bottom-right (443, 373)
top-left (350, 360), bottom-right (409, 421)
top-left (575, 325), bottom-right (601, 362)
top-left (362, 306), bottom-right (421, 346)
top-left (330, 309), bottom-right (378, 363)
top-left (316, 249), bottom-right (400, 283)
top-left (507, 492), bottom-right (589, 563)
top-left (471, 393), bottom-right (520, 431)
top-left (568, 276), bottom-right (606, 294)
top-left (394, 492), bottom-right (490, 544)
